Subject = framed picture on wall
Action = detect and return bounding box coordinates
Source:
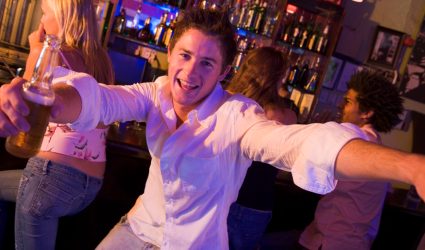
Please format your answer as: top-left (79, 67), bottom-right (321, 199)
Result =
top-left (394, 109), bottom-right (412, 131)
top-left (322, 56), bottom-right (344, 89)
top-left (399, 17), bottom-right (425, 104)
top-left (367, 26), bottom-right (404, 69)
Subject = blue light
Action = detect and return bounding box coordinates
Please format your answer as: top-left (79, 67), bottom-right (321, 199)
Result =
top-left (236, 28), bottom-right (247, 37)
top-left (143, 0), bottom-right (179, 16)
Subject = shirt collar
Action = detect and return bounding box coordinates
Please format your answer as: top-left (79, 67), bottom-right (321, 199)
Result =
top-left (156, 76), bottom-right (230, 129)
top-left (157, 76), bottom-right (177, 131)
top-left (361, 124), bottom-right (381, 143)
top-left (189, 82), bottom-right (229, 127)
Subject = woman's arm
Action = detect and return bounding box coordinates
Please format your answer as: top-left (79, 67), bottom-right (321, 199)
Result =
top-left (0, 76), bottom-right (82, 135)
top-left (23, 24), bottom-right (46, 80)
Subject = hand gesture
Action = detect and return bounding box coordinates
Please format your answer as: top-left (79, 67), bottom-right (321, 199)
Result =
top-left (28, 23), bottom-right (46, 53)
top-left (24, 24), bottom-right (47, 80)
top-left (0, 78), bottom-right (30, 137)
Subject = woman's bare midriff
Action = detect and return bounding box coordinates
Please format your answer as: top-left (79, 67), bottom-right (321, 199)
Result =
top-left (37, 151), bottom-right (105, 179)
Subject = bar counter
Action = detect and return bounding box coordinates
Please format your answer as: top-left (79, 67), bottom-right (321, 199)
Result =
top-left (106, 121), bottom-right (151, 160)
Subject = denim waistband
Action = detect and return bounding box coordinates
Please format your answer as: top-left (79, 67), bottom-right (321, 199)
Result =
top-left (229, 202), bottom-right (273, 222)
top-left (27, 157), bottom-right (102, 182)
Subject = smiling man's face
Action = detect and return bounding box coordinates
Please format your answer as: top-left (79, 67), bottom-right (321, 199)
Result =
top-left (167, 28), bottom-right (228, 113)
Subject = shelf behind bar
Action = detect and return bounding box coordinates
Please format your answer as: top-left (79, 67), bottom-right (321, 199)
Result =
top-left (110, 33), bottom-right (168, 53)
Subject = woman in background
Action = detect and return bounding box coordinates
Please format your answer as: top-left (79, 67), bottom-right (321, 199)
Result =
top-left (225, 46), bottom-right (298, 250)
top-left (0, 0), bottom-right (114, 249)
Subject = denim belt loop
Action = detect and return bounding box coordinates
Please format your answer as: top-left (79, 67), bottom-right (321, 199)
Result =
top-left (42, 159), bottom-right (50, 175)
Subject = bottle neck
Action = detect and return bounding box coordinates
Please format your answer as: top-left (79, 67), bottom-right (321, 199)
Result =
top-left (29, 35), bottom-right (61, 90)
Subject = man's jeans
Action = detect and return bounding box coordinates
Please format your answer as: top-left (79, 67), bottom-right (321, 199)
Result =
top-left (15, 157), bottom-right (102, 250)
top-left (96, 215), bottom-right (160, 250)
top-left (227, 202), bottom-right (273, 250)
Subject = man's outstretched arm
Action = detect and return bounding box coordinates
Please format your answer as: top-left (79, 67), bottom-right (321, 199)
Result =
top-left (335, 139), bottom-right (425, 199)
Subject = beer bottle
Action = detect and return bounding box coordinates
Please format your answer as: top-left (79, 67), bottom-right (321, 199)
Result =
top-left (5, 35), bottom-right (60, 158)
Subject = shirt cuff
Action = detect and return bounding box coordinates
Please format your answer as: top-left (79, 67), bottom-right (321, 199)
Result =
top-left (291, 122), bottom-right (368, 194)
top-left (52, 67), bottom-right (101, 131)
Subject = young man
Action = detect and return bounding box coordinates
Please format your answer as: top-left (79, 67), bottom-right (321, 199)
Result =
top-left (299, 71), bottom-right (404, 250)
top-left (0, 9), bottom-right (425, 249)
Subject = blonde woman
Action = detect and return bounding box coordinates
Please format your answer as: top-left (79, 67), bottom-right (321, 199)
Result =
top-left (9, 0), bottom-right (113, 249)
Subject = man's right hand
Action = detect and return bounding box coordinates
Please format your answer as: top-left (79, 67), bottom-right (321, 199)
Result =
top-left (0, 77), bottom-right (30, 137)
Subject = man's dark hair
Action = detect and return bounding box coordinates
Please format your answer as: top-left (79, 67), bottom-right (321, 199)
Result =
top-left (168, 8), bottom-right (237, 71)
top-left (347, 70), bottom-right (404, 133)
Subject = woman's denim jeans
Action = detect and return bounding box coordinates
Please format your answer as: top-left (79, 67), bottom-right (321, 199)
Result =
top-left (15, 157), bottom-right (103, 250)
top-left (227, 202), bottom-right (273, 250)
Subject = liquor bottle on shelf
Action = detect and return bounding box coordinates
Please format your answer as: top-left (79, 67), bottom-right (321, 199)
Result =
top-left (133, 5), bottom-right (143, 29)
top-left (304, 57), bottom-right (320, 93)
top-left (291, 12), bottom-right (305, 47)
top-left (307, 22), bottom-right (321, 51)
top-left (286, 56), bottom-right (301, 88)
top-left (299, 15), bottom-right (312, 49)
top-left (198, 0), bottom-right (209, 9)
top-left (210, 2), bottom-right (219, 10)
top-left (229, 0), bottom-right (242, 26)
top-left (280, 12), bottom-right (294, 44)
top-left (232, 37), bottom-right (249, 73)
top-left (153, 12), bottom-right (168, 46)
top-left (298, 59), bottom-right (310, 89)
top-left (5, 35), bottom-right (60, 158)
top-left (261, 4), bottom-right (278, 37)
top-left (253, 1), bottom-right (267, 34)
top-left (236, 0), bottom-right (249, 29)
top-left (315, 23), bottom-right (329, 54)
top-left (113, 8), bottom-right (127, 34)
top-left (244, 0), bottom-right (259, 31)
top-left (163, 13), bottom-right (177, 47)
top-left (177, 0), bottom-right (186, 9)
top-left (137, 17), bottom-right (152, 43)
top-left (248, 39), bottom-right (257, 50)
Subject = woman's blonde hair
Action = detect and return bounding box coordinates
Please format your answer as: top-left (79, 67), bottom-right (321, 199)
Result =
top-left (47, 0), bottom-right (114, 84)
